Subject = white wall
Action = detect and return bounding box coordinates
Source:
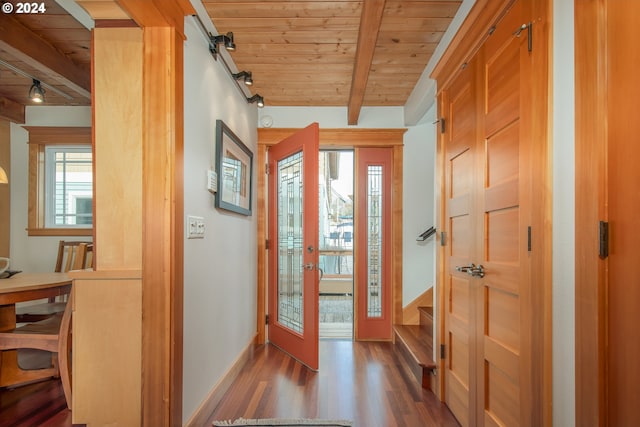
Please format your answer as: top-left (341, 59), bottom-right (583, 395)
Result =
top-left (9, 106), bottom-right (92, 272)
top-left (259, 105), bottom-right (435, 306)
top-left (259, 106), bottom-right (404, 129)
top-left (552, 1), bottom-right (576, 426)
top-left (182, 16), bottom-right (258, 423)
top-left (402, 103), bottom-right (438, 304)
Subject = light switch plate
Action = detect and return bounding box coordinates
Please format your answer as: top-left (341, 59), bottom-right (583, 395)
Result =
top-left (187, 215), bottom-right (205, 239)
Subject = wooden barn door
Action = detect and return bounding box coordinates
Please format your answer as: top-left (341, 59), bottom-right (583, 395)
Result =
top-left (439, 0), bottom-right (542, 425)
top-left (476, 2), bottom-right (532, 424)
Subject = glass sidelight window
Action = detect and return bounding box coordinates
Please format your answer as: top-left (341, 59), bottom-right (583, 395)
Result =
top-left (366, 165), bottom-right (383, 318)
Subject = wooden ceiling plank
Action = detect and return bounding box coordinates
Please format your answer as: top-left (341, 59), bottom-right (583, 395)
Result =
top-left (347, 0), bottom-right (386, 124)
top-left (204, 1), bottom-right (362, 18)
top-left (0, 96), bottom-right (25, 124)
top-left (376, 30), bottom-right (447, 43)
top-left (232, 43), bottom-right (357, 56)
top-left (213, 17), bottom-right (360, 32)
top-left (15, 15), bottom-right (87, 30)
top-left (379, 16), bottom-right (456, 32)
top-left (383, 1), bottom-right (461, 18)
top-left (232, 30), bottom-right (360, 44)
top-left (231, 54), bottom-right (356, 65)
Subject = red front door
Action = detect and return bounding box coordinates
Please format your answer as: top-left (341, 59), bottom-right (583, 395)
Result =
top-left (267, 123), bottom-right (320, 370)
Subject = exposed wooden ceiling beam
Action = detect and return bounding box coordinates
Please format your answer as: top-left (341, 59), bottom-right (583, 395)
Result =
top-left (116, 0), bottom-right (195, 37)
top-left (0, 16), bottom-right (90, 99)
top-left (347, 0), bottom-right (386, 125)
top-left (0, 96), bottom-right (25, 124)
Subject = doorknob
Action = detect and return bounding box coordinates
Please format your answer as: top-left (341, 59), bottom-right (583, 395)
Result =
top-left (455, 263), bottom-right (485, 278)
top-left (303, 263), bottom-right (324, 279)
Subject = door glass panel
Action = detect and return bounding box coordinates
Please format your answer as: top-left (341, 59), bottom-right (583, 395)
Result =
top-left (367, 165), bottom-right (383, 318)
top-left (277, 151), bottom-right (304, 333)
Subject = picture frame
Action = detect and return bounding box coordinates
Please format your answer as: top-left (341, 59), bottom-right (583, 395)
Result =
top-left (215, 120), bottom-right (253, 216)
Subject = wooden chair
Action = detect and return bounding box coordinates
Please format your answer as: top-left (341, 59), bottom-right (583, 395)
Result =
top-left (54, 241), bottom-right (94, 274)
top-left (0, 290), bottom-right (73, 409)
top-left (15, 242), bottom-right (92, 323)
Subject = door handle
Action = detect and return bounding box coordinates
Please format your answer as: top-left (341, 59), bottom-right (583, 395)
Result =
top-left (303, 263), bottom-right (324, 279)
top-left (455, 263), bottom-right (485, 278)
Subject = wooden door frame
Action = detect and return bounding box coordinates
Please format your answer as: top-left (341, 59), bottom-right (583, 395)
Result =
top-left (574, 1), bottom-right (608, 425)
top-left (431, 1), bottom-right (551, 424)
top-left (256, 128), bottom-right (405, 344)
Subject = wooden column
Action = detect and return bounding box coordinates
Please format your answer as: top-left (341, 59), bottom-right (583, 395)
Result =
top-left (139, 25), bottom-right (185, 427)
top-left (74, 1), bottom-right (192, 425)
top-left (72, 26), bottom-right (144, 426)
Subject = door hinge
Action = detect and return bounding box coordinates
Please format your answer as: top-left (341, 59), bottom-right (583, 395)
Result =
top-left (527, 226), bottom-right (532, 252)
top-left (440, 231), bottom-right (447, 246)
top-left (440, 344), bottom-right (445, 359)
top-left (265, 314), bottom-right (270, 325)
top-left (599, 221), bottom-right (609, 259)
top-left (265, 163), bottom-right (270, 175)
top-left (265, 239), bottom-right (270, 250)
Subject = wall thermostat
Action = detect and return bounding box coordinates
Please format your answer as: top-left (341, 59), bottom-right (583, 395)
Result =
top-left (207, 169), bottom-right (217, 193)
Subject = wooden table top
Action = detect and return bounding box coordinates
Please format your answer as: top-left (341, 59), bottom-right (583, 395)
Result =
top-left (0, 272), bottom-right (71, 305)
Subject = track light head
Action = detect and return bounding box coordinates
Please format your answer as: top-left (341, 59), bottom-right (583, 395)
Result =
top-left (247, 94), bottom-right (264, 108)
top-left (232, 71), bottom-right (253, 86)
top-left (29, 79), bottom-right (45, 103)
top-left (209, 32), bottom-right (236, 59)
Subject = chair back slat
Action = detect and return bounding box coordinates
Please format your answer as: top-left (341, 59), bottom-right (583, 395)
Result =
top-left (55, 241), bottom-right (93, 273)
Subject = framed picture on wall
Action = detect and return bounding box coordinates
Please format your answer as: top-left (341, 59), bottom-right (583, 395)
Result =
top-left (215, 120), bottom-right (253, 216)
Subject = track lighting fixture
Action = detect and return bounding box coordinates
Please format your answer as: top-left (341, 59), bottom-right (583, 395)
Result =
top-left (209, 32), bottom-right (236, 58)
top-left (29, 79), bottom-right (45, 103)
top-left (247, 94), bottom-right (264, 108)
top-left (232, 71), bottom-right (253, 86)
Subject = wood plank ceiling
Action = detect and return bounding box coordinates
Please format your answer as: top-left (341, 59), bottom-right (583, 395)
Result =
top-left (204, 0), bottom-right (461, 114)
top-left (0, 0), bottom-right (461, 124)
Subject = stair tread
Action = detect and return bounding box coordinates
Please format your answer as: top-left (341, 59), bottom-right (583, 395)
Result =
top-left (393, 324), bottom-right (435, 370)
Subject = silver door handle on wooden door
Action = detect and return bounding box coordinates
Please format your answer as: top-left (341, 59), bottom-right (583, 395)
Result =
top-left (455, 263), bottom-right (485, 278)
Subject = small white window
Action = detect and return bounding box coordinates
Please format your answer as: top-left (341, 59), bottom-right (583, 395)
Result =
top-left (26, 126), bottom-right (92, 236)
top-left (44, 146), bottom-right (93, 228)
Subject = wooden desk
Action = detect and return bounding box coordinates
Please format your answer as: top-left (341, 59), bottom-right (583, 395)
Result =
top-left (0, 272), bottom-right (72, 387)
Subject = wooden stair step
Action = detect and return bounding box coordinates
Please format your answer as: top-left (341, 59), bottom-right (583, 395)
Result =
top-left (393, 324), bottom-right (436, 390)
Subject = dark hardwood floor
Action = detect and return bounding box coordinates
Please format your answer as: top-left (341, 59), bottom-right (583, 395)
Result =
top-left (0, 378), bottom-right (71, 427)
top-left (209, 340), bottom-right (459, 427)
top-left (0, 341), bottom-right (459, 427)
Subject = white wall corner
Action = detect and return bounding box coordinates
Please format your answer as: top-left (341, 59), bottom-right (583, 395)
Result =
top-left (403, 78), bottom-right (437, 126)
top-left (403, 0), bottom-right (476, 126)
